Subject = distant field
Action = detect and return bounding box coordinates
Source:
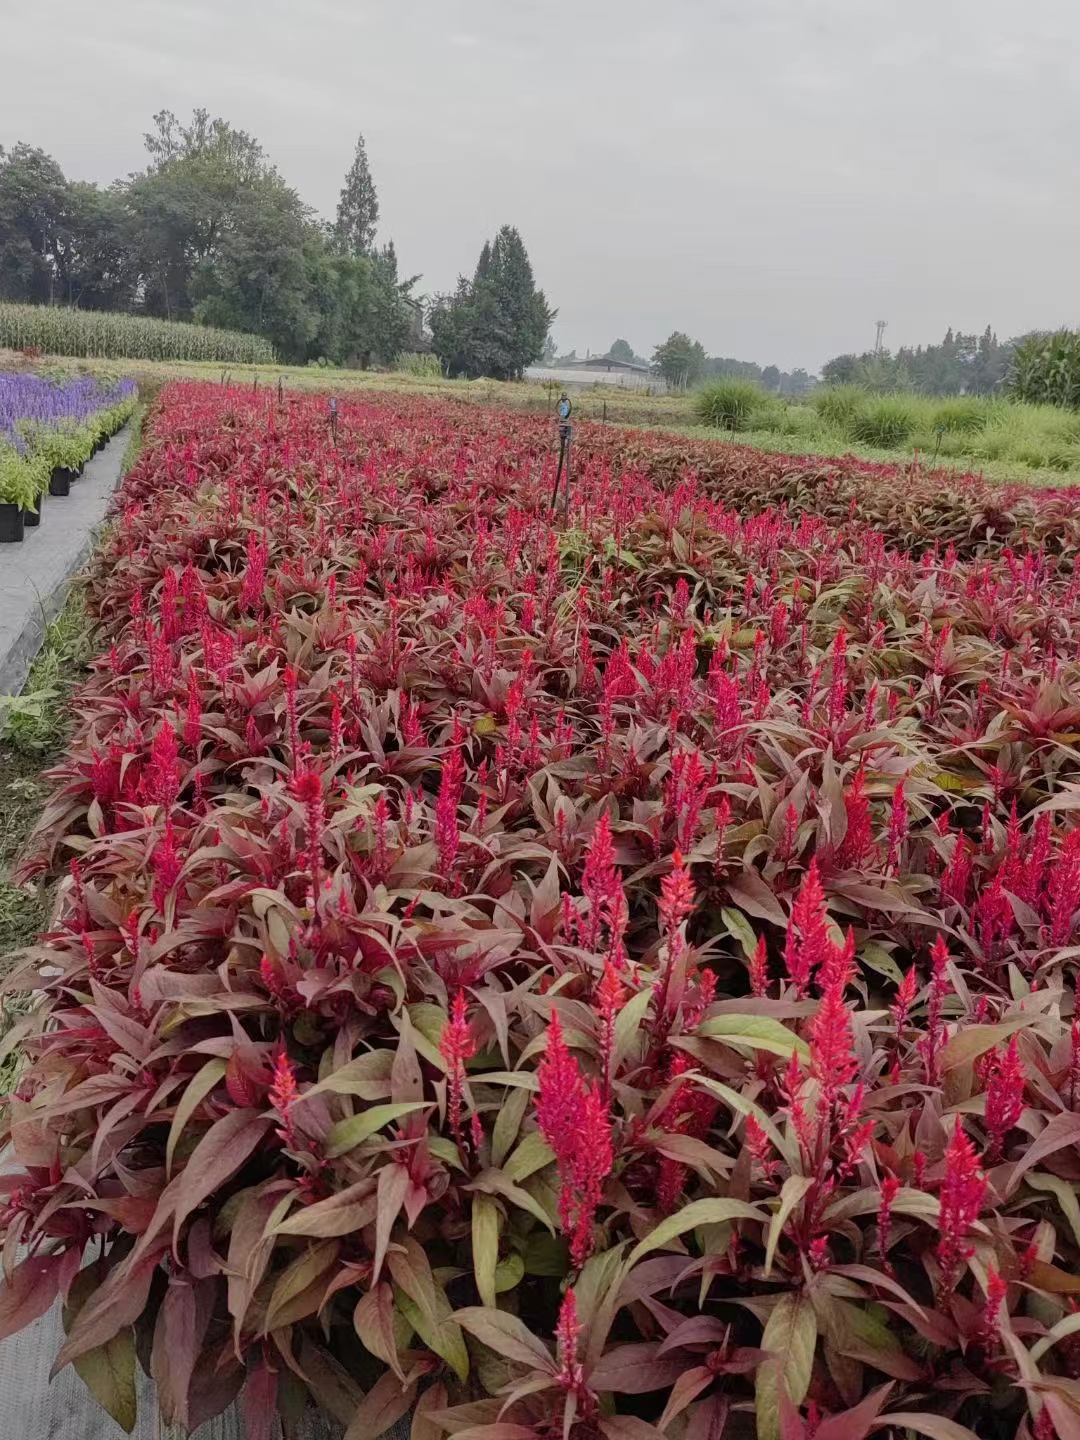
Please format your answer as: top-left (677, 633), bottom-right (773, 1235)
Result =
top-left (5, 348), bottom-right (1079, 487)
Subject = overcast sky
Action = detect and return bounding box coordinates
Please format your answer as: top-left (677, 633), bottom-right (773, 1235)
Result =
top-left (3, 0), bottom-right (1077, 371)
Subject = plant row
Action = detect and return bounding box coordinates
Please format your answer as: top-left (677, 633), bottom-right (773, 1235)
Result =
top-left (0, 371), bottom-right (137, 541)
top-left (0, 301), bottom-right (274, 365)
top-left (1, 387), bottom-right (1080, 1440)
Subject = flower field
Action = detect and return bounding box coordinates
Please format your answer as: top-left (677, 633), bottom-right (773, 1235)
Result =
top-left (2, 382), bottom-right (1080, 1440)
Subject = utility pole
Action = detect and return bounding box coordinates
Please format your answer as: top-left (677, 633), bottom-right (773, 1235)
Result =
top-left (874, 320), bottom-right (888, 356)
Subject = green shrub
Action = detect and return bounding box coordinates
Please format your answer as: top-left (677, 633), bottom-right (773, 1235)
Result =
top-left (1010, 330), bottom-right (1080, 409)
top-left (694, 378), bottom-right (769, 432)
top-left (851, 396), bottom-right (920, 447)
top-left (931, 398), bottom-right (988, 434)
top-left (0, 302), bottom-right (274, 365)
top-left (393, 351), bottom-right (442, 378)
top-left (811, 384), bottom-right (866, 430)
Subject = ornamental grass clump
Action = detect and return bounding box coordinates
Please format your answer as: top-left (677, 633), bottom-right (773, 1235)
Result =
top-left (1, 384), bottom-right (1080, 1439)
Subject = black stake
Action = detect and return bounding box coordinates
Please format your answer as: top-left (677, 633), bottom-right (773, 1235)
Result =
top-left (549, 393), bottom-right (573, 517)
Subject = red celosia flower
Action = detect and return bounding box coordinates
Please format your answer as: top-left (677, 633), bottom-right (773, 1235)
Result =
top-left (980, 1266), bottom-right (1008, 1347)
top-left (920, 936), bottom-right (951, 1087)
top-left (783, 859), bottom-right (832, 997)
top-left (936, 1123), bottom-right (987, 1297)
top-left (886, 777), bottom-right (908, 875)
top-left (877, 1173), bottom-right (900, 1269)
top-left (536, 1012), bottom-right (613, 1265)
top-left (269, 1048), bottom-right (300, 1150)
top-left (555, 1286), bottom-right (585, 1396)
top-left (438, 989), bottom-right (477, 1150)
top-left (435, 717), bottom-right (466, 883)
top-left (748, 934), bottom-right (769, 997)
top-left (984, 1036), bottom-right (1025, 1162)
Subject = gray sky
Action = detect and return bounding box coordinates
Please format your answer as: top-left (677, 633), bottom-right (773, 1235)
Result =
top-left (3, 0), bottom-right (1078, 371)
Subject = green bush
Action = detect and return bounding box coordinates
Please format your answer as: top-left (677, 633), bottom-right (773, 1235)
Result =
top-left (931, 398), bottom-right (988, 434)
top-left (393, 352), bottom-right (442, 378)
top-left (851, 396), bottom-right (920, 447)
top-left (811, 384), bottom-right (866, 431)
top-left (0, 302), bottom-right (274, 365)
top-left (1010, 330), bottom-right (1080, 409)
top-left (694, 378), bottom-right (769, 432)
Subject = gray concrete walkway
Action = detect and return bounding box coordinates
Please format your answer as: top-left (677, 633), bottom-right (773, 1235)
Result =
top-left (0, 426), bottom-right (130, 699)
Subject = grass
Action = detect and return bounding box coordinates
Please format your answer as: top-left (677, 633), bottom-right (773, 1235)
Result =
top-left (0, 592), bottom-right (93, 1091)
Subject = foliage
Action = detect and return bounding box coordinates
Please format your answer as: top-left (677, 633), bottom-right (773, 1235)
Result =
top-left (0, 370), bottom-right (136, 501)
top-left (606, 338), bottom-right (641, 365)
top-left (394, 351), bottom-right (442, 378)
top-left (2, 384), bottom-right (1080, 1440)
top-left (822, 327), bottom-right (1015, 397)
top-left (1011, 330), bottom-right (1080, 410)
top-left (0, 112), bottom-right (419, 368)
top-left (430, 226), bottom-right (553, 380)
top-left (850, 395), bottom-right (921, 447)
top-left (651, 331), bottom-right (707, 388)
top-left (811, 384), bottom-right (866, 430)
top-left (333, 133), bottom-right (380, 258)
top-left (0, 301), bottom-right (273, 363)
top-left (693, 377), bottom-right (770, 431)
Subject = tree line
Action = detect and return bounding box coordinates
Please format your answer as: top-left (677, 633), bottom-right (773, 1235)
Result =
top-left (821, 327), bottom-right (1016, 395)
top-left (0, 112), bottom-right (552, 376)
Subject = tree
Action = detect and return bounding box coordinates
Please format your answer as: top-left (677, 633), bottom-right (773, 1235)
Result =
top-left (334, 134), bottom-right (379, 257)
top-left (607, 338), bottom-right (636, 364)
top-left (652, 332), bottom-right (707, 388)
top-left (430, 225), bottom-right (554, 380)
top-left (542, 334), bottom-right (557, 365)
top-left (126, 108), bottom-right (281, 319)
top-left (821, 353), bottom-right (859, 385)
top-left (0, 144), bottom-right (69, 303)
top-left (191, 179), bottom-right (321, 362)
top-left (761, 364), bottom-right (781, 392)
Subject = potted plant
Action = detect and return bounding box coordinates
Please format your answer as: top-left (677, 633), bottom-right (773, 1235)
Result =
top-left (21, 454), bottom-right (50, 527)
top-left (37, 423), bottom-right (93, 496)
top-left (0, 451), bottom-right (37, 542)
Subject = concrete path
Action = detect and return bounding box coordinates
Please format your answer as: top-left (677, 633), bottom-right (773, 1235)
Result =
top-left (0, 426), bottom-right (130, 699)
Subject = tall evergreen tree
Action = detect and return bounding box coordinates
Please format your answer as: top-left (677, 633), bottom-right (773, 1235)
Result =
top-left (334, 134), bottom-right (379, 257)
top-left (431, 225), bottom-right (553, 381)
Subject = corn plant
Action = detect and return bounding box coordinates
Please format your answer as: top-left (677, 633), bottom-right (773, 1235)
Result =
top-left (0, 303), bottom-right (274, 365)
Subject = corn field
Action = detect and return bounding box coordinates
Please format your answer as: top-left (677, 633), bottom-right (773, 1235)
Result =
top-left (0, 303), bottom-right (275, 365)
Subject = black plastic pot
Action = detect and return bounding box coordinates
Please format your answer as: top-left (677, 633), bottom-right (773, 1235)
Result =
top-left (0, 503), bottom-right (25, 543)
top-left (22, 502), bottom-right (42, 527)
top-left (49, 467), bottom-right (74, 497)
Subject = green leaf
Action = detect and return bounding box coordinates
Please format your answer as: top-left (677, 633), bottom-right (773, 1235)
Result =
top-left (1029, 1308), bottom-right (1080, 1365)
top-left (1027, 1172), bottom-right (1080, 1255)
top-left (873, 1414), bottom-right (983, 1440)
top-left (324, 1102), bottom-right (429, 1158)
top-left (721, 906), bottom-right (759, 961)
top-left (165, 1058), bottom-right (225, 1176)
top-left (454, 1307), bottom-right (557, 1373)
top-left (687, 1073), bottom-right (798, 1169)
top-left (472, 1196), bottom-right (500, 1309)
top-left (467, 1168), bottom-right (556, 1232)
top-left (627, 1198), bottom-right (765, 1265)
top-left (697, 1013), bottom-right (809, 1060)
top-left (938, 1017), bottom-right (1038, 1072)
top-left (396, 1292), bottom-right (469, 1382)
top-left (503, 1130), bottom-right (556, 1182)
top-left (72, 1330), bottom-right (138, 1434)
top-left (494, 1253), bottom-right (524, 1293)
top-left (764, 1175), bottom-right (813, 1278)
top-left (491, 1086), bottom-right (530, 1166)
top-left (613, 988), bottom-right (653, 1071)
top-left (755, 1292), bottom-right (817, 1440)
top-left (860, 943), bottom-right (905, 986)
